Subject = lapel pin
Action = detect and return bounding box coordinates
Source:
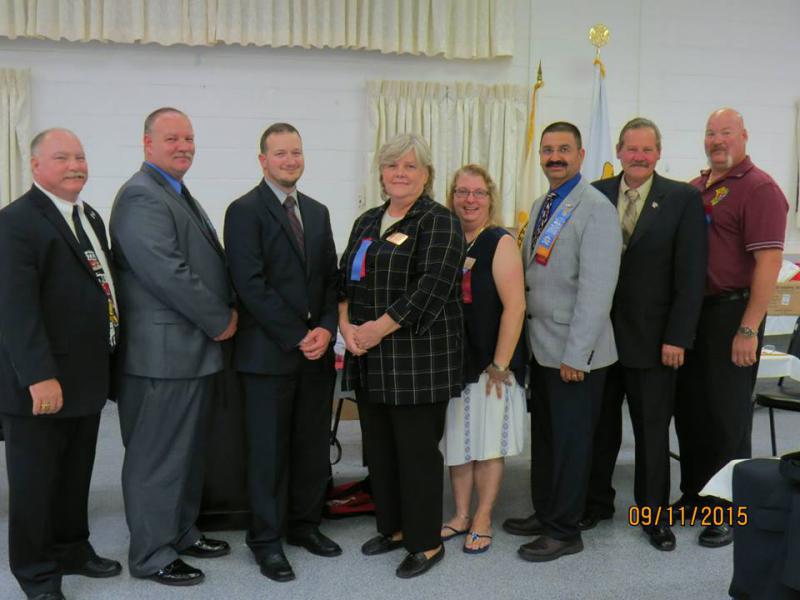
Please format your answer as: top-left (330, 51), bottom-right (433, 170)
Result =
top-left (651, 202), bottom-right (659, 209)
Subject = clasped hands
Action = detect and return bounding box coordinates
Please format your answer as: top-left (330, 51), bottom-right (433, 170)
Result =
top-left (341, 321), bottom-right (384, 356)
top-left (300, 327), bottom-right (332, 361)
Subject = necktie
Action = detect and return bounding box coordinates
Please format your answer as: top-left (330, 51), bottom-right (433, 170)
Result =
top-left (181, 184), bottom-right (212, 234)
top-left (531, 191), bottom-right (558, 248)
top-left (71, 205), bottom-right (118, 349)
top-left (284, 195), bottom-right (305, 257)
top-left (622, 188), bottom-right (640, 248)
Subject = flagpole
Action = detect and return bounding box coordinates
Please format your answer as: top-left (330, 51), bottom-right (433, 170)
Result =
top-left (516, 61), bottom-right (545, 245)
top-left (525, 62), bottom-right (545, 158)
top-left (586, 23), bottom-right (614, 181)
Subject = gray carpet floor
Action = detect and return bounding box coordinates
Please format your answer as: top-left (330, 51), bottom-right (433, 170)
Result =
top-left (1, 390), bottom-right (797, 600)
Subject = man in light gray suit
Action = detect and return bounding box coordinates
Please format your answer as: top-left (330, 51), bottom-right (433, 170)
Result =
top-left (110, 107), bottom-right (237, 586)
top-left (503, 121), bottom-right (622, 562)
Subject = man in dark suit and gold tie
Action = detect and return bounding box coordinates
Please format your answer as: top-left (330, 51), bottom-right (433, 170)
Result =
top-left (0, 129), bottom-right (122, 600)
top-left (585, 118), bottom-right (707, 550)
top-left (111, 108), bottom-right (237, 586)
top-left (224, 123), bottom-right (341, 582)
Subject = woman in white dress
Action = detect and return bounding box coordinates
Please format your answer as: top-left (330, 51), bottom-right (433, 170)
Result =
top-left (441, 164), bottom-right (527, 553)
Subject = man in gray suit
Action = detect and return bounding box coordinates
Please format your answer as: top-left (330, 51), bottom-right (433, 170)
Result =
top-left (503, 121), bottom-right (622, 561)
top-left (110, 107), bottom-right (237, 586)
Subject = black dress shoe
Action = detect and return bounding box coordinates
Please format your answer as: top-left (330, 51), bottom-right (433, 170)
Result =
top-left (502, 514), bottom-right (545, 536)
top-left (518, 536), bottom-right (584, 562)
top-left (259, 552), bottom-right (295, 582)
top-left (578, 512), bottom-right (612, 531)
top-left (287, 529), bottom-right (342, 557)
top-left (179, 535), bottom-right (231, 558)
top-left (63, 554), bottom-right (122, 578)
top-left (361, 534), bottom-right (404, 556)
top-left (698, 523), bottom-right (732, 548)
top-left (146, 559), bottom-right (204, 586)
top-left (28, 593), bottom-right (65, 600)
top-left (671, 494), bottom-right (703, 509)
top-left (395, 545), bottom-right (444, 579)
top-left (644, 524), bottom-right (676, 551)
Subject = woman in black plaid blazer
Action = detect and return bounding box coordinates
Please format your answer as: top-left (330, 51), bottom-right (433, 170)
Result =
top-left (339, 133), bottom-right (465, 579)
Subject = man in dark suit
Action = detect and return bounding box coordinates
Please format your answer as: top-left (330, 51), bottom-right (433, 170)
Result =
top-left (224, 123), bottom-right (340, 582)
top-left (0, 129), bottom-right (122, 600)
top-left (110, 108), bottom-right (237, 586)
top-left (584, 118), bottom-right (707, 550)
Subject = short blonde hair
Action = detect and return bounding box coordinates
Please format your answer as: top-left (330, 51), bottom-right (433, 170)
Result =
top-left (446, 163), bottom-right (498, 225)
top-left (376, 133), bottom-right (435, 198)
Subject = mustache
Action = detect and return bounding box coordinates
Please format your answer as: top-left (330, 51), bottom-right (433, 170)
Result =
top-left (173, 152), bottom-right (193, 159)
top-left (709, 144), bottom-right (728, 153)
top-left (65, 172), bottom-right (86, 179)
top-left (629, 161), bottom-right (650, 168)
top-left (545, 160), bottom-right (568, 168)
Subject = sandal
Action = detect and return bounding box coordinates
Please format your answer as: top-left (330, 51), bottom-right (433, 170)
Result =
top-left (441, 524), bottom-right (470, 541)
top-left (463, 531), bottom-right (493, 554)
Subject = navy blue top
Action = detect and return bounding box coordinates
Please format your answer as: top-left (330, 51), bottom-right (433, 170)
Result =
top-left (462, 226), bottom-right (526, 386)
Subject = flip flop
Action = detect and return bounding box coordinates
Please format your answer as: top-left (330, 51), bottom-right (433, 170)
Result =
top-left (463, 531), bottom-right (493, 554)
top-left (440, 524), bottom-right (470, 541)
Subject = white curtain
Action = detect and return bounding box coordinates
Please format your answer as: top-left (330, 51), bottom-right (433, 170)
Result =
top-left (0, 68), bottom-right (31, 208)
top-left (366, 79), bottom-right (527, 226)
top-left (0, 0), bottom-right (514, 59)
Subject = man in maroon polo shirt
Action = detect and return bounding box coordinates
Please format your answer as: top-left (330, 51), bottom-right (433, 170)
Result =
top-left (675, 107), bottom-right (788, 548)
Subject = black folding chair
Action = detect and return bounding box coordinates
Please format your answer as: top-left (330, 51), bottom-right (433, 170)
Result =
top-left (754, 316), bottom-right (800, 456)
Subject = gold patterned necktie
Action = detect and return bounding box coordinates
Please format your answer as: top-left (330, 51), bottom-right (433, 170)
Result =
top-left (622, 188), bottom-right (640, 248)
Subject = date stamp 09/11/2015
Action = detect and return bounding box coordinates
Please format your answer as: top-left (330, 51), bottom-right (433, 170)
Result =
top-left (627, 505), bottom-right (749, 528)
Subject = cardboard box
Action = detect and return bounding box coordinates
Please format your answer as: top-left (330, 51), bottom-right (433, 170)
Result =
top-left (768, 282), bottom-right (800, 315)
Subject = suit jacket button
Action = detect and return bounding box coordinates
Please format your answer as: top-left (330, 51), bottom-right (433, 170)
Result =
top-left (526, 313), bottom-right (532, 320)
top-left (525, 286), bottom-right (530, 292)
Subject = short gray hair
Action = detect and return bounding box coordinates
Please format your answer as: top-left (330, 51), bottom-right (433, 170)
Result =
top-left (617, 117), bottom-right (662, 152)
top-left (144, 107), bottom-right (188, 135)
top-left (376, 133), bottom-right (435, 198)
top-left (30, 128), bottom-right (78, 156)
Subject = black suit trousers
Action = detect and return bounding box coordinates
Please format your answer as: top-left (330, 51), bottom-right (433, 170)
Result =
top-left (587, 362), bottom-right (676, 517)
top-left (356, 388), bottom-right (448, 554)
top-left (530, 360), bottom-right (607, 541)
top-left (2, 413), bottom-right (100, 596)
top-left (675, 298), bottom-right (762, 499)
top-left (242, 360), bottom-right (334, 557)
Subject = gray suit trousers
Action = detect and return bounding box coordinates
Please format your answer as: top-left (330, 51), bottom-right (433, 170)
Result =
top-left (118, 374), bottom-right (213, 576)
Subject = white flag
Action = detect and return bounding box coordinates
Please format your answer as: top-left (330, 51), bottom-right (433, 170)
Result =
top-left (584, 58), bottom-right (614, 181)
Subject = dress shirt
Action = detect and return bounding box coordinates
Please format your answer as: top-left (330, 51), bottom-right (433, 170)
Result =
top-left (617, 174), bottom-right (654, 226)
top-left (264, 178), bottom-right (304, 228)
top-left (35, 181), bottom-right (118, 309)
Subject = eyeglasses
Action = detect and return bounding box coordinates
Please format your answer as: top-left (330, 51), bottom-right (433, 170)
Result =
top-left (453, 188), bottom-right (489, 199)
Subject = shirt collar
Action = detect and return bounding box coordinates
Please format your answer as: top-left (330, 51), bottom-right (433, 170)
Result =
top-left (698, 155), bottom-right (754, 186)
top-left (264, 177), bottom-right (297, 204)
top-left (145, 162), bottom-right (183, 195)
top-left (550, 172), bottom-right (582, 199)
top-left (34, 181), bottom-right (83, 218)
top-left (620, 173), bottom-right (654, 201)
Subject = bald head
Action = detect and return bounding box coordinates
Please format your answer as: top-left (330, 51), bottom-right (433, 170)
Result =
top-left (704, 107), bottom-right (748, 175)
top-left (30, 128), bottom-right (88, 203)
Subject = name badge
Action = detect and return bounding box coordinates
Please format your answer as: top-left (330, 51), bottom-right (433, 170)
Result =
top-left (386, 232), bottom-right (408, 245)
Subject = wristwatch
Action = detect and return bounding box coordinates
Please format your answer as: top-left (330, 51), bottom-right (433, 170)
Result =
top-left (737, 326), bottom-right (756, 338)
